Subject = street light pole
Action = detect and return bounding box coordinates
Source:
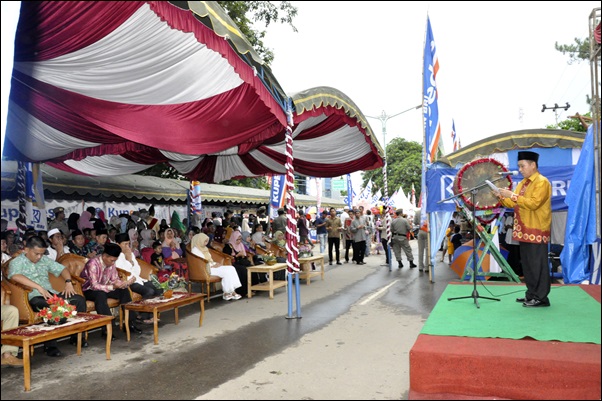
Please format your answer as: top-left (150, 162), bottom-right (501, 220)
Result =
top-left (367, 104), bottom-right (422, 159)
top-left (366, 104), bottom-right (421, 271)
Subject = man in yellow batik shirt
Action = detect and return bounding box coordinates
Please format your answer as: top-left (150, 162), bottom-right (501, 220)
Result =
top-left (497, 151), bottom-right (552, 308)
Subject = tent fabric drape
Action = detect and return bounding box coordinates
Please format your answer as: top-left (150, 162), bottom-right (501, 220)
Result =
top-left (5, 1), bottom-right (384, 185)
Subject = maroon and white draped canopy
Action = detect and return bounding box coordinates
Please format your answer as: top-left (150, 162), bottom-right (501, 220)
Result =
top-left (4, 1), bottom-right (383, 182)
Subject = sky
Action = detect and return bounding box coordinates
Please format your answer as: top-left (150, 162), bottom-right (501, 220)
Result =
top-left (1, 1), bottom-right (598, 190)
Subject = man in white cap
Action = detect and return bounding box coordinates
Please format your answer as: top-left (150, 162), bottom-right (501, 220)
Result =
top-left (46, 228), bottom-right (70, 261)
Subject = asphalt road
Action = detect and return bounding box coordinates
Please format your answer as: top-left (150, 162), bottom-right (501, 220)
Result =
top-left (1, 241), bottom-right (461, 400)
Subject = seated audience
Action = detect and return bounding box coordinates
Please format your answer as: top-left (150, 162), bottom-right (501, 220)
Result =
top-left (139, 229), bottom-right (155, 250)
top-left (80, 243), bottom-right (142, 338)
top-left (150, 240), bottom-right (171, 281)
top-left (114, 233), bottom-right (162, 323)
top-left (8, 236), bottom-right (87, 355)
top-left (190, 233), bottom-right (242, 301)
top-left (128, 228), bottom-right (141, 258)
top-left (78, 210), bottom-right (95, 231)
top-left (68, 229), bottom-right (96, 258)
top-left (1, 292), bottom-right (23, 366)
top-left (162, 228), bottom-right (187, 279)
top-left (2, 233), bottom-right (12, 263)
top-left (272, 230), bottom-right (286, 248)
top-left (46, 228), bottom-right (70, 261)
top-left (88, 228), bottom-right (108, 255)
top-left (251, 224), bottom-right (268, 249)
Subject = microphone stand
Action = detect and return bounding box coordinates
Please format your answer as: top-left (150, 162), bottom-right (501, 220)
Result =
top-left (440, 176), bottom-right (508, 308)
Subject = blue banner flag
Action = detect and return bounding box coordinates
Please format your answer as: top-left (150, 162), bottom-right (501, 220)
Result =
top-left (346, 174), bottom-right (353, 208)
top-left (270, 174), bottom-right (287, 212)
top-left (423, 16), bottom-right (441, 164)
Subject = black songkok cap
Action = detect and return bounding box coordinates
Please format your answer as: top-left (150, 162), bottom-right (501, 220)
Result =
top-left (517, 151), bottom-right (539, 163)
top-left (115, 233), bottom-right (130, 244)
top-left (103, 243), bottom-right (122, 257)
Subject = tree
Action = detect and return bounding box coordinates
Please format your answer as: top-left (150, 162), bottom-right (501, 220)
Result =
top-left (138, 2), bottom-right (298, 183)
top-left (555, 38), bottom-right (590, 65)
top-left (361, 138), bottom-right (423, 199)
top-left (546, 112), bottom-right (590, 132)
top-left (217, 1), bottom-right (298, 65)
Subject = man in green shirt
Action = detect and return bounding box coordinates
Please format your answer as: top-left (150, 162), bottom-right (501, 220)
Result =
top-left (8, 236), bottom-right (87, 356)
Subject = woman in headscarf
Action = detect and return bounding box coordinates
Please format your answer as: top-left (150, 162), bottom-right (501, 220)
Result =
top-left (109, 215), bottom-right (121, 231)
top-left (162, 227), bottom-right (188, 279)
top-left (272, 230), bottom-right (286, 248)
top-left (139, 229), bottom-right (155, 249)
top-left (222, 230), bottom-right (260, 293)
top-left (191, 233), bottom-right (242, 301)
top-left (78, 210), bottom-right (95, 231)
top-left (251, 223), bottom-right (268, 249)
top-left (241, 231), bottom-right (263, 266)
top-left (128, 228), bottom-right (140, 258)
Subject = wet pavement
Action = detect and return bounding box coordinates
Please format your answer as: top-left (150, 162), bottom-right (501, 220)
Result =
top-left (1, 241), bottom-right (462, 400)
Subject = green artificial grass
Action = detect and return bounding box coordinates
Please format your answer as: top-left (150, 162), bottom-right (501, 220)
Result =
top-left (421, 284), bottom-right (601, 344)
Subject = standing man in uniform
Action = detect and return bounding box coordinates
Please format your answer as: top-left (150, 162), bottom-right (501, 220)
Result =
top-left (271, 208), bottom-right (287, 237)
top-left (496, 151), bottom-right (552, 307)
top-left (48, 206), bottom-right (70, 237)
top-left (390, 209), bottom-right (417, 269)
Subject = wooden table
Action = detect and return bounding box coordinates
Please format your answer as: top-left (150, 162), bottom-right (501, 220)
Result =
top-left (123, 292), bottom-right (205, 345)
top-left (1, 313), bottom-right (113, 392)
top-left (247, 263), bottom-right (288, 299)
top-left (298, 255), bottom-right (325, 285)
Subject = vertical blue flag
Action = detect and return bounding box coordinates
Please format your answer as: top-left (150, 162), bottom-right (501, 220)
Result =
top-left (270, 174), bottom-right (287, 212)
top-left (423, 16), bottom-right (441, 164)
top-left (346, 174), bottom-right (353, 208)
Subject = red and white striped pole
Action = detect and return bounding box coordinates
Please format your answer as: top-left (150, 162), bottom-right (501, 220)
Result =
top-left (284, 125), bottom-right (299, 274)
top-left (382, 158), bottom-right (393, 270)
top-left (284, 105), bottom-right (301, 319)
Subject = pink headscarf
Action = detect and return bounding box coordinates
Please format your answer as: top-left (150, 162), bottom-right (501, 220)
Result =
top-left (78, 211), bottom-right (94, 230)
top-left (228, 230), bottom-right (246, 256)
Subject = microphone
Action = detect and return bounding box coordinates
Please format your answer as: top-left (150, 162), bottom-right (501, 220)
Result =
top-left (498, 171), bottom-right (518, 176)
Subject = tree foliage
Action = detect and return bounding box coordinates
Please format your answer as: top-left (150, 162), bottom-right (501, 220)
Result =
top-left (217, 1), bottom-right (298, 65)
top-left (554, 37), bottom-right (590, 65)
top-left (361, 138), bottom-right (423, 199)
top-left (545, 112), bottom-right (590, 132)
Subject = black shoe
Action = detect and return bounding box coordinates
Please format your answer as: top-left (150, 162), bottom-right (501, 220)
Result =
top-left (129, 324), bottom-right (142, 334)
top-left (409, 262), bottom-right (417, 268)
top-left (398, 261), bottom-right (403, 269)
top-left (523, 299), bottom-right (550, 308)
top-left (336, 262), bottom-right (342, 265)
top-left (101, 331), bottom-right (117, 341)
top-left (69, 337), bottom-right (88, 348)
top-left (44, 346), bottom-right (62, 357)
top-left (516, 297), bottom-right (529, 303)
top-left (329, 261), bottom-right (333, 265)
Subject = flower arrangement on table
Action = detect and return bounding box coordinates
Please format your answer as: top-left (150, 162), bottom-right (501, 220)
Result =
top-left (260, 252), bottom-right (277, 265)
top-left (37, 294), bottom-right (77, 325)
top-left (150, 272), bottom-right (188, 293)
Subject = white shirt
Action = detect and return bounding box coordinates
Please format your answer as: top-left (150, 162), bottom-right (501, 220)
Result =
top-left (46, 246), bottom-right (70, 261)
top-left (115, 253), bottom-right (145, 285)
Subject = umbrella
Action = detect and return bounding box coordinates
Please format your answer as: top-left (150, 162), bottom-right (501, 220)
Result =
top-left (450, 240), bottom-right (508, 280)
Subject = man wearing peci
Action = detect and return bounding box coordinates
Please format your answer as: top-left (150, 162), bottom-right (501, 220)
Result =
top-left (496, 151), bottom-right (552, 308)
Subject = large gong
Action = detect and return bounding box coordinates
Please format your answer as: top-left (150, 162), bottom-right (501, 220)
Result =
top-left (453, 158), bottom-right (513, 223)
